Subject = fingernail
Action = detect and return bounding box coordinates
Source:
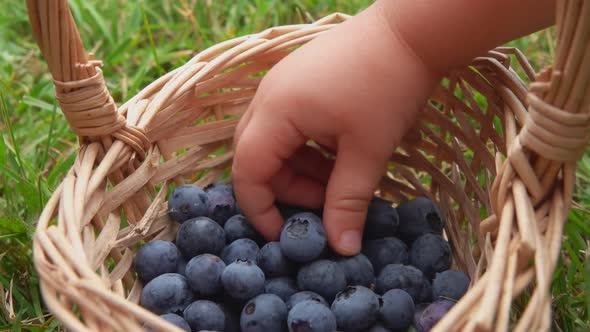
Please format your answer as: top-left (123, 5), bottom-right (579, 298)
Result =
top-left (338, 230), bottom-right (362, 255)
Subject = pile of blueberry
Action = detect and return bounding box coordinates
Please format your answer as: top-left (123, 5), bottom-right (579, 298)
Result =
top-left (135, 182), bottom-right (471, 332)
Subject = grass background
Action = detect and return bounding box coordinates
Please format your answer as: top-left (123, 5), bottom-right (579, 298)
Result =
top-left (0, 0), bottom-right (588, 331)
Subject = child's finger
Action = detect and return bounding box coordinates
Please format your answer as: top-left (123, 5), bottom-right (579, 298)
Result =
top-left (286, 145), bottom-right (335, 185)
top-left (233, 106), bottom-right (253, 148)
top-left (270, 164), bottom-right (326, 209)
top-left (322, 140), bottom-right (390, 256)
top-left (231, 112), bottom-right (306, 241)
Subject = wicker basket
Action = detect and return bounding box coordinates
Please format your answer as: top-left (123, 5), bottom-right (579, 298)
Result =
top-left (25, 0), bottom-right (590, 331)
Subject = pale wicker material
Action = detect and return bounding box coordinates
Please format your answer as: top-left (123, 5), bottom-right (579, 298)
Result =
top-left (25, 0), bottom-right (590, 331)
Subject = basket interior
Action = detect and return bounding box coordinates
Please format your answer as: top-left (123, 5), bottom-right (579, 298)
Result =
top-left (111, 45), bottom-right (533, 296)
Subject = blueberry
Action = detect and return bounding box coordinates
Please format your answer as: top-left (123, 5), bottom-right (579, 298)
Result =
top-left (280, 212), bottom-right (327, 263)
top-left (432, 270), bottom-right (470, 301)
top-left (409, 233), bottom-right (452, 278)
top-left (418, 299), bottom-right (455, 331)
top-left (367, 322), bottom-right (393, 332)
top-left (413, 303), bottom-right (430, 331)
top-left (396, 197), bottom-right (444, 244)
top-left (376, 264), bottom-right (429, 303)
top-left (296, 259), bottom-right (346, 302)
top-left (175, 216), bottom-right (225, 258)
top-left (139, 273), bottom-right (193, 315)
top-left (336, 253), bottom-right (376, 288)
top-left (361, 237), bottom-right (409, 274)
top-left (257, 242), bottom-right (296, 278)
top-left (240, 293), bottom-right (288, 332)
top-left (364, 197), bottom-right (399, 240)
top-left (265, 277), bottom-right (299, 302)
top-left (225, 214), bottom-right (264, 244)
top-left (286, 291), bottom-right (329, 311)
top-left (331, 286), bottom-right (380, 331)
top-left (222, 238), bottom-right (260, 264)
top-left (222, 260), bottom-right (266, 300)
top-left (380, 289), bottom-right (415, 331)
top-left (167, 184), bottom-right (209, 223)
top-left (185, 254), bottom-right (226, 297)
top-left (205, 182), bottom-right (237, 225)
top-left (183, 300), bottom-right (225, 331)
top-left (287, 300), bottom-right (337, 332)
top-left (133, 240), bottom-right (181, 284)
top-left (143, 313), bottom-right (191, 332)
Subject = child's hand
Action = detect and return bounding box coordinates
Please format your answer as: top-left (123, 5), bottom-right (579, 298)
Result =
top-left (232, 0), bottom-right (554, 256)
top-left (232, 2), bottom-right (440, 255)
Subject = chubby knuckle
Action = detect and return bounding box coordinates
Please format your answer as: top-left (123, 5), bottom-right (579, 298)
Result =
top-left (257, 78), bottom-right (292, 105)
top-left (331, 195), bottom-right (370, 215)
top-left (257, 77), bottom-right (307, 115)
top-left (358, 140), bottom-right (392, 162)
top-left (259, 95), bottom-right (294, 119)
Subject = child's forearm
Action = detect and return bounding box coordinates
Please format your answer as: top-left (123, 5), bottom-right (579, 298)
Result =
top-left (378, 0), bottom-right (556, 74)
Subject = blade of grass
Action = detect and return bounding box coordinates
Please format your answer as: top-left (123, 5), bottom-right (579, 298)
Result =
top-left (585, 246), bottom-right (590, 323)
top-left (0, 162), bottom-right (22, 182)
top-left (47, 151), bottom-right (76, 188)
top-left (11, 310), bottom-right (22, 332)
top-left (28, 277), bottom-right (43, 325)
top-left (38, 100), bottom-right (57, 171)
top-left (563, 240), bottom-right (582, 286)
top-left (37, 176), bottom-right (44, 212)
top-left (0, 233), bottom-right (28, 240)
top-left (0, 128), bottom-right (6, 166)
top-left (569, 213), bottom-right (590, 235)
top-left (565, 222), bottom-right (587, 254)
top-left (46, 317), bottom-right (62, 330)
top-left (0, 275), bottom-right (32, 322)
top-left (21, 96), bottom-right (55, 112)
top-left (139, 0), bottom-right (164, 77)
top-left (0, 91), bottom-right (25, 179)
top-left (80, 1), bottom-right (114, 46)
top-left (16, 178), bottom-right (42, 220)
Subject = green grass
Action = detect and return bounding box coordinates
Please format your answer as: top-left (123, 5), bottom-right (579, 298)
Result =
top-left (0, 0), bottom-right (588, 331)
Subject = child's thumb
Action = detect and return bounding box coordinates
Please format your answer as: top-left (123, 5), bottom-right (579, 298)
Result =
top-left (322, 141), bottom-right (390, 256)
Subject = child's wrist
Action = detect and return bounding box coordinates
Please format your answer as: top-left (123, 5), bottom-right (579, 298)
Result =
top-left (375, 0), bottom-right (555, 74)
top-left (372, 0), bottom-right (447, 79)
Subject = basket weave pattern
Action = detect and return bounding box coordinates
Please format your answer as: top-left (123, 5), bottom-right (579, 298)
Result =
top-left (26, 0), bottom-right (590, 331)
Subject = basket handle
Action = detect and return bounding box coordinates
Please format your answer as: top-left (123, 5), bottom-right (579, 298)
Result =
top-left (26, 0), bottom-right (149, 155)
top-left (503, 0), bottom-right (590, 209)
top-left (520, 0), bottom-right (590, 164)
